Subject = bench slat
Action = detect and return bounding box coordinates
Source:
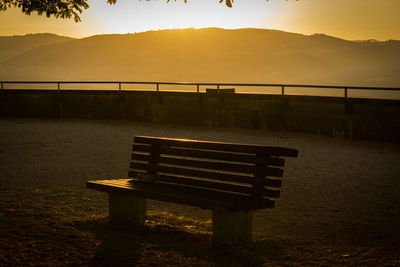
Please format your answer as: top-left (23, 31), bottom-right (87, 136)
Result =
top-left (129, 166), bottom-right (281, 198)
top-left (87, 179), bottom-right (275, 210)
top-left (131, 155), bottom-right (283, 178)
top-left (130, 162), bottom-right (283, 185)
top-left (129, 169), bottom-right (281, 188)
top-left (134, 136), bottom-right (298, 157)
top-left (132, 152), bottom-right (284, 177)
top-left (128, 172), bottom-right (281, 198)
top-left (132, 145), bottom-right (286, 167)
top-left (130, 162), bottom-right (253, 184)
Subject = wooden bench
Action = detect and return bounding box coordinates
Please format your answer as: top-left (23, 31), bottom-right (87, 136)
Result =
top-left (87, 136), bottom-right (298, 243)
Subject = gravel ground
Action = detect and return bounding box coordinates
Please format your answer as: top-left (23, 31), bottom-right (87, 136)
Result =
top-left (0, 118), bottom-right (399, 266)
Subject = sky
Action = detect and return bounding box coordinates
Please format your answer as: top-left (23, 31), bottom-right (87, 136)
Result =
top-left (0, 0), bottom-right (399, 40)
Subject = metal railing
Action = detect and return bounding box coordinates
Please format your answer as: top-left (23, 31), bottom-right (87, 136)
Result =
top-left (1, 81), bottom-right (400, 100)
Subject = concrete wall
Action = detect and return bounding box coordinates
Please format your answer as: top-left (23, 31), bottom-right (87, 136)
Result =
top-left (1, 89), bottom-right (399, 142)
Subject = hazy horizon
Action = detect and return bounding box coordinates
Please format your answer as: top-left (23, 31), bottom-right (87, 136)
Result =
top-left (2, 27), bottom-right (400, 42)
top-left (1, 0), bottom-right (400, 41)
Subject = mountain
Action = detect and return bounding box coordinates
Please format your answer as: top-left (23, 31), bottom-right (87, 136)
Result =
top-left (0, 28), bottom-right (399, 87)
top-left (0, 33), bottom-right (75, 62)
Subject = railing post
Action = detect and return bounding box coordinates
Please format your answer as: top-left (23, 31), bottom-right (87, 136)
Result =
top-left (118, 82), bottom-right (123, 103)
top-left (217, 84), bottom-right (220, 94)
top-left (344, 87), bottom-right (353, 139)
top-left (156, 83), bottom-right (159, 92)
top-left (57, 82), bottom-right (63, 119)
top-left (344, 87), bottom-right (350, 114)
top-left (197, 84), bottom-right (202, 106)
top-left (1, 82), bottom-right (5, 116)
top-left (280, 85), bottom-right (288, 132)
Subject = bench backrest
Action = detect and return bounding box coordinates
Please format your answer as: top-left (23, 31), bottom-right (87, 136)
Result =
top-left (129, 136), bottom-right (298, 201)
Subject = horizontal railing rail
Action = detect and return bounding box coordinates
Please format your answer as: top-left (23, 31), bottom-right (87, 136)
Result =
top-left (1, 81), bottom-right (400, 100)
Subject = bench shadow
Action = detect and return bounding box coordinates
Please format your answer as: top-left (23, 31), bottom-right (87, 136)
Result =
top-left (75, 217), bottom-right (295, 266)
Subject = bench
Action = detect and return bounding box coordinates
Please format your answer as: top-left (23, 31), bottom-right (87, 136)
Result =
top-left (87, 136), bottom-right (298, 243)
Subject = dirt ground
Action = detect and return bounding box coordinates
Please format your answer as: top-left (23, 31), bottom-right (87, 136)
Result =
top-left (0, 118), bottom-right (399, 266)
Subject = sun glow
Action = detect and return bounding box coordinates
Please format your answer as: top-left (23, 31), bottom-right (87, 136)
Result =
top-left (0, 0), bottom-right (399, 40)
top-left (89, 0), bottom-right (288, 35)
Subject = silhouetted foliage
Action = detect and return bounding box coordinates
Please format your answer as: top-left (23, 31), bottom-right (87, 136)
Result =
top-left (0, 0), bottom-right (239, 22)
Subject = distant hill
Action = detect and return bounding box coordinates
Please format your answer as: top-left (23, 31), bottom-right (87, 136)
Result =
top-left (0, 33), bottom-right (75, 62)
top-left (0, 28), bottom-right (399, 87)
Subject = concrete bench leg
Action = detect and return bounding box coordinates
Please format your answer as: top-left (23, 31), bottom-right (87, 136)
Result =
top-left (212, 209), bottom-right (253, 244)
top-left (108, 193), bottom-right (146, 224)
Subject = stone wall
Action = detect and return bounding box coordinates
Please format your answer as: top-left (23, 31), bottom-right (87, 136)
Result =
top-left (1, 90), bottom-right (399, 142)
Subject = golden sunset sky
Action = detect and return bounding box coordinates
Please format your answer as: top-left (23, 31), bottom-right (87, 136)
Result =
top-left (0, 0), bottom-right (399, 40)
